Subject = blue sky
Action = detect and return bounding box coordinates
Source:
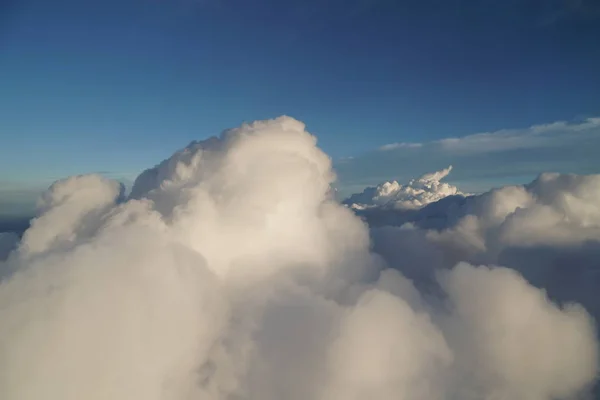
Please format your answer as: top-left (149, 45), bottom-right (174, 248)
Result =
top-left (1, 0), bottom-right (600, 216)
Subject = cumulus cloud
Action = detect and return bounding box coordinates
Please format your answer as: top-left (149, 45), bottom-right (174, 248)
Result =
top-left (0, 116), bottom-right (597, 400)
top-left (360, 169), bottom-right (600, 382)
top-left (336, 116), bottom-right (600, 197)
top-left (412, 171), bottom-right (600, 256)
top-left (438, 263), bottom-right (597, 400)
top-left (343, 165), bottom-right (464, 210)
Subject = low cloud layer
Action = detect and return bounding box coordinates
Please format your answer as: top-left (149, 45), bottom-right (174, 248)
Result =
top-left (360, 170), bottom-right (600, 368)
top-left (336, 117), bottom-right (600, 197)
top-left (0, 117), bottom-right (597, 400)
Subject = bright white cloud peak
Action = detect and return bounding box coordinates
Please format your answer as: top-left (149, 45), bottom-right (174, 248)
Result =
top-left (343, 165), bottom-right (464, 210)
top-left (0, 116), bottom-right (597, 400)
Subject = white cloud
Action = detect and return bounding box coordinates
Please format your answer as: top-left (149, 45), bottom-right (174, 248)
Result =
top-left (360, 169), bottom-right (600, 384)
top-left (438, 263), bottom-right (597, 400)
top-left (21, 175), bottom-right (125, 256)
top-left (343, 165), bottom-right (464, 210)
top-left (360, 169), bottom-right (600, 252)
top-left (421, 171), bottom-right (600, 254)
top-left (0, 116), bottom-right (596, 400)
top-left (436, 117), bottom-right (600, 154)
top-left (0, 172), bottom-right (138, 219)
top-left (379, 142), bottom-right (422, 151)
top-left (381, 118), bottom-right (600, 155)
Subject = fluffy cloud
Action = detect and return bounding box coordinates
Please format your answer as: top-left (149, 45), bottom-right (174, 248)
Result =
top-left (343, 165), bottom-right (464, 210)
top-left (361, 169), bottom-right (600, 360)
top-left (0, 116), bottom-right (596, 400)
top-left (438, 263), bottom-right (597, 400)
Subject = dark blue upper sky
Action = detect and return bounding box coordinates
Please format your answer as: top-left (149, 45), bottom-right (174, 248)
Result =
top-left (1, 0), bottom-right (600, 214)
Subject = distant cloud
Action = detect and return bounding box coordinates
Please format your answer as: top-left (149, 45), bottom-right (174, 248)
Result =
top-left (361, 170), bottom-right (600, 353)
top-left (437, 118), bottom-right (600, 154)
top-left (380, 117), bottom-right (600, 155)
top-left (343, 166), bottom-right (464, 210)
top-left (379, 142), bottom-right (422, 151)
top-left (335, 117), bottom-right (600, 197)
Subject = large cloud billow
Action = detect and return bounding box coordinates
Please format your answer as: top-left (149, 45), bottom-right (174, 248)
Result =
top-left (0, 116), bottom-right (596, 400)
top-left (361, 168), bottom-right (600, 381)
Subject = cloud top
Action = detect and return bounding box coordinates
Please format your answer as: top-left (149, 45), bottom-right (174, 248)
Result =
top-left (344, 165), bottom-right (464, 210)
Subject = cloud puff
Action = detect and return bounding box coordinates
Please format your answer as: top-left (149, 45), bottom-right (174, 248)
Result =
top-left (0, 116), bottom-right (596, 400)
top-left (360, 169), bottom-right (600, 376)
top-left (343, 165), bottom-right (464, 210)
top-left (336, 117), bottom-right (600, 197)
top-left (438, 263), bottom-right (597, 400)
top-left (416, 171), bottom-right (600, 255)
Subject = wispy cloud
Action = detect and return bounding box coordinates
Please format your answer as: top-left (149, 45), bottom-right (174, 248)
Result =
top-left (379, 117), bottom-right (600, 155)
top-left (379, 142), bottom-right (423, 151)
